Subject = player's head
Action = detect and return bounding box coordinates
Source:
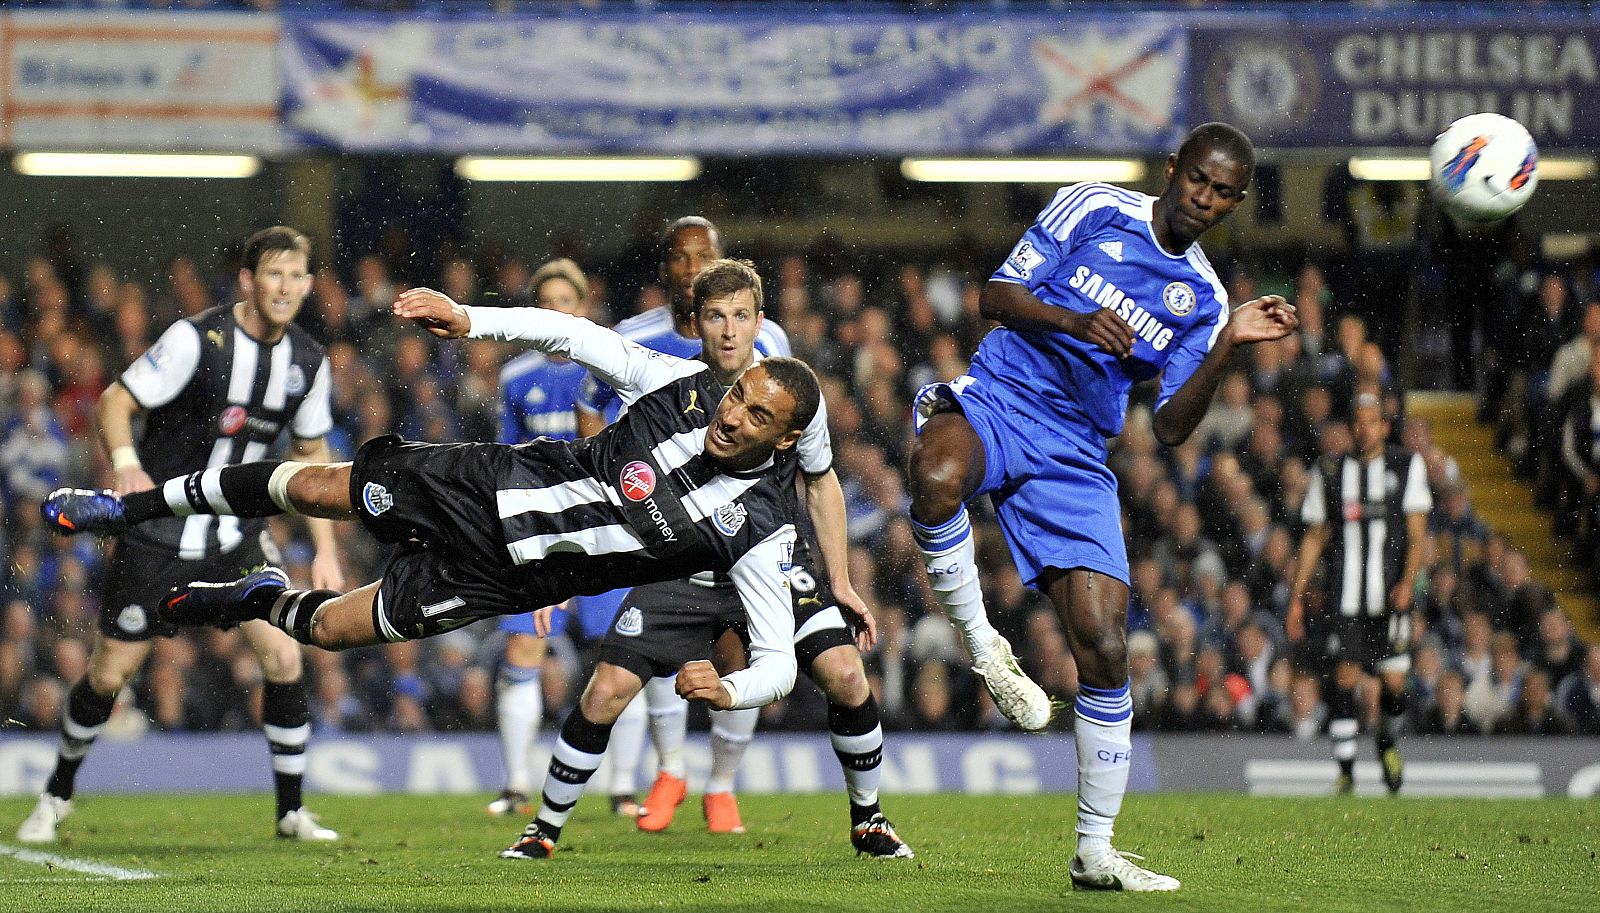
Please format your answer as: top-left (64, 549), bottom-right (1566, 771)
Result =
top-left (239, 226), bottom-right (313, 335)
top-left (705, 357), bottom-right (820, 471)
top-left (691, 258), bottom-right (765, 381)
top-left (1349, 391), bottom-right (1389, 457)
top-left (1159, 122), bottom-right (1255, 246)
top-left (660, 216), bottom-right (724, 322)
top-left (529, 258), bottom-right (589, 318)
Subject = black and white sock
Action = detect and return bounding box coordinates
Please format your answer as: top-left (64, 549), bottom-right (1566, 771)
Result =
top-left (45, 682), bottom-right (117, 800)
top-left (828, 694), bottom-right (884, 826)
top-left (123, 461), bottom-right (288, 525)
top-left (532, 710), bottom-right (616, 841)
top-left (266, 589), bottom-right (339, 645)
top-left (1328, 685), bottom-right (1359, 778)
top-left (263, 680), bottom-right (312, 819)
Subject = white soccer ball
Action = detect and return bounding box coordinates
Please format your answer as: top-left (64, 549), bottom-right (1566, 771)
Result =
top-left (1429, 112), bottom-right (1539, 224)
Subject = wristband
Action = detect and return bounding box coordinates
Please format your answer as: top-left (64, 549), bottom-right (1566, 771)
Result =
top-left (110, 446), bottom-right (141, 471)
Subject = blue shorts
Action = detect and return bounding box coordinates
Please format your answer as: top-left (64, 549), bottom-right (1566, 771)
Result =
top-left (498, 589), bottom-right (628, 640)
top-left (915, 373), bottom-right (1128, 588)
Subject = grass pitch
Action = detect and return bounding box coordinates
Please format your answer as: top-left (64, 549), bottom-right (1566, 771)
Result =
top-left (0, 792), bottom-right (1594, 912)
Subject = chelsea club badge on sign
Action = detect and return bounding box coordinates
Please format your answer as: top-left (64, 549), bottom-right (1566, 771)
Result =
top-left (1162, 281), bottom-right (1197, 317)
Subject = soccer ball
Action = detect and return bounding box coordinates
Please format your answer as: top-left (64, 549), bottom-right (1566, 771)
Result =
top-left (1429, 112), bottom-right (1539, 224)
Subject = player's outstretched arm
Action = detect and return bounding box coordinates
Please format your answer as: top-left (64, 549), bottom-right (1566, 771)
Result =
top-left (1151, 295), bottom-right (1297, 447)
top-left (97, 382), bottom-right (157, 497)
top-left (803, 468), bottom-right (876, 650)
top-left (982, 280), bottom-right (1136, 358)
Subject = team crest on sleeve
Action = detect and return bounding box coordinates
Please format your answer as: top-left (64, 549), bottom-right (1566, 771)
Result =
top-left (116, 605), bottom-right (147, 635)
top-left (1003, 240), bottom-right (1046, 280)
top-left (619, 461), bottom-right (657, 502)
top-left (286, 364), bottom-right (307, 396)
top-left (614, 606), bottom-right (643, 637)
top-left (362, 482), bottom-right (393, 516)
top-left (1162, 282), bottom-right (1197, 317)
top-left (712, 501), bottom-right (747, 536)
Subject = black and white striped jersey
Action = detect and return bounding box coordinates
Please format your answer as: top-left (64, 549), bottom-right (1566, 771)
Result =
top-left (1301, 446), bottom-right (1432, 617)
top-left (467, 305), bottom-right (819, 708)
top-left (121, 306), bottom-right (331, 559)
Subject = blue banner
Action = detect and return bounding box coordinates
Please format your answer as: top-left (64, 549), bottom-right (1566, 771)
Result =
top-left (280, 12), bottom-right (1188, 154)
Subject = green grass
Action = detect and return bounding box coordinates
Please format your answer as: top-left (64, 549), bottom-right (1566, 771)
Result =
top-left (0, 793), bottom-right (1595, 912)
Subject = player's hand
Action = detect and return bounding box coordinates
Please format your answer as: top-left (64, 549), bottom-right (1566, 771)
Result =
top-left (531, 604), bottom-right (564, 638)
top-left (393, 288), bottom-right (472, 338)
top-left (833, 583), bottom-right (878, 652)
top-left (113, 466), bottom-right (156, 497)
top-left (1059, 308), bottom-right (1136, 359)
top-left (675, 659), bottom-right (734, 709)
top-left (1285, 597), bottom-right (1305, 642)
top-left (1226, 295), bottom-right (1299, 346)
top-left (1389, 581), bottom-right (1413, 613)
top-left (310, 550), bottom-right (345, 591)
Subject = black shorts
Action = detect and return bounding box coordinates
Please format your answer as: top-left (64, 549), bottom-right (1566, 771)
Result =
top-left (353, 435), bottom-right (571, 641)
top-left (598, 567), bottom-right (854, 683)
top-left (99, 531), bottom-right (276, 641)
top-left (1323, 614), bottom-right (1413, 675)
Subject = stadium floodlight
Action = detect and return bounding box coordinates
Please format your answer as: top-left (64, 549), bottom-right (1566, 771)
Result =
top-left (900, 158), bottom-right (1147, 183)
top-left (1350, 154), bottom-right (1596, 182)
top-left (12, 152), bottom-right (262, 178)
top-left (454, 156), bottom-right (702, 182)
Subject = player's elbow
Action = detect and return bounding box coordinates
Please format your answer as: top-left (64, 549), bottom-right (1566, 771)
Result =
top-left (1151, 413), bottom-right (1188, 449)
top-left (977, 281), bottom-right (1014, 322)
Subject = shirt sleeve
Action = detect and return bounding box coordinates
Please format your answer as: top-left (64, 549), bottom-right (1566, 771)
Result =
top-left (723, 526), bottom-right (800, 710)
top-left (291, 357), bottom-right (334, 439)
top-left (1301, 463), bottom-right (1327, 526)
top-left (796, 393), bottom-right (833, 475)
top-left (1402, 452), bottom-right (1433, 515)
top-left (990, 183), bottom-right (1114, 292)
top-left (756, 320), bottom-right (793, 358)
top-left (578, 373), bottom-right (619, 419)
top-left (466, 306), bottom-right (701, 407)
top-left (1156, 298), bottom-right (1230, 413)
top-left (120, 320), bottom-right (202, 409)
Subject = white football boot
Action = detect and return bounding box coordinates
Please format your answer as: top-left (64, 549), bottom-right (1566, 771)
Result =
top-left (1070, 849), bottom-right (1181, 892)
top-left (16, 793), bottom-right (72, 844)
top-left (971, 635), bottom-right (1053, 732)
top-left (277, 807), bottom-right (339, 841)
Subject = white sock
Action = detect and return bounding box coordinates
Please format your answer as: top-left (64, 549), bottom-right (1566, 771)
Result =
top-left (705, 707), bottom-right (758, 795)
top-left (1074, 682), bottom-right (1133, 860)
top-left (495, 663), bottom-right (543, 794)
top-left (607, 691), bottom-right (648, 798)
top-left (911, 508), bottom-right (998, 662)
top-left (645, 675), bottom-right (688, 779)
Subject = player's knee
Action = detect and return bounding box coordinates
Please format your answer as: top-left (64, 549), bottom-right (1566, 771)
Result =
top-left (85, 666), bottom-right (129, 698)
top-left (907, 450), bottom-right (964, 518)
top-left (288, 463), bottom-right (353, 513)
top-left (812, 647), bottom-right (868, 705)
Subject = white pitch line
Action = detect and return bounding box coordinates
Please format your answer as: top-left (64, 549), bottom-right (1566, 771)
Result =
top-left (0, 843), bottom-right (157, 881)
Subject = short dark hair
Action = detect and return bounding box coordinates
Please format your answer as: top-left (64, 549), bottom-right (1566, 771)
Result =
top-left (1176, 122), bottom-right (1256, 180)
top-left (659, 216), bottom-right (722, 262)
top-left (242, 226), bottom-right (311, 273)
top-left (759, 356), bottom-right (821, 433)
top-left (692, 258), bottom-right (764, 315)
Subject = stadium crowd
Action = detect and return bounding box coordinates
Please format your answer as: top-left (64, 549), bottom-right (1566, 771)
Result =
top-left (2, 217), bottom-right (1599, 745)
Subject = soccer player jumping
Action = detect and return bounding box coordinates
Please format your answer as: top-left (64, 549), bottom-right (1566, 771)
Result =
top-left (907, 123), bottom-right (1297, 891)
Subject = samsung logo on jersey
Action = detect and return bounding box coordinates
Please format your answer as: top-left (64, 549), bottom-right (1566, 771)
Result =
top-left (1067, 266), bottom-right (1175, 352)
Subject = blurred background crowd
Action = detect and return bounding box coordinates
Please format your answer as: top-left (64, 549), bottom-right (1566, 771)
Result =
top-left (1, 202), bottom-right (1599, 744)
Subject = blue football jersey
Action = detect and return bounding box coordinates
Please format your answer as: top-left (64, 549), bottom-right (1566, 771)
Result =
top-left (578, 306), bottom-right (792, 420)
top-left (499, 350), bottom-right (587, 444)
top-left (980, 181), bottom-right (1230, 438)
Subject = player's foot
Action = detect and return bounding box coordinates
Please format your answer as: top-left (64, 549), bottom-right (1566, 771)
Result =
top-left (636, 771), bottom-right (687, 833)
top-left (277, 807), bottom-right (338, 841)
top-left (1335, 771), bottom-right (1355, 796)
top-left (487, 790), bottom-right (532, 816)
top-left (1070, 849), bottom-right (1180, 892)
top-left (971, 635), bottom-right (1053, 732)
top-left (1380, 746), bottom-right (1404, 795)
top-left (851, 813), bottom-right (914, 859)
top-left (499, 823), bottom-right (558, 860)
top-left (610, 793), bottom-right (640, 817)
top-left (703, 792), bottom-right (744, 835)
top-left (158, 567), bottom-right (289, 628)
top-left (16, 793), bottom-right (72, 844)
top-left (41, 488), bottom-right (127, 537)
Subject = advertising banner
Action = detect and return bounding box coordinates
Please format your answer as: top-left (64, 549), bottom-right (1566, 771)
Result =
top-left (1192, 18), bottom-right (1600, 148)
top-left (280, 12), bottom-right (1187, 155)
top-left (0, 11), bottom-right (283, 151)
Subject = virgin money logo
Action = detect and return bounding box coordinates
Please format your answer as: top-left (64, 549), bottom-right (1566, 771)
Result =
top-left (620, 461), bottom-right (656, 502)
top-left (219, 405), bottom-right (247, 435)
